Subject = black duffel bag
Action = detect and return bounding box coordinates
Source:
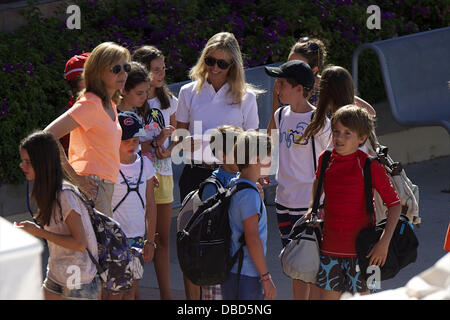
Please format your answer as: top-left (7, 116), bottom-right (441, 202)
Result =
top-left (356, 157), bottom-right (419, 281)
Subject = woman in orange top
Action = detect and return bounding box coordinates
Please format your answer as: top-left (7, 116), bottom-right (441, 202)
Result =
top-left (44, 42), bottom-right (130, 217)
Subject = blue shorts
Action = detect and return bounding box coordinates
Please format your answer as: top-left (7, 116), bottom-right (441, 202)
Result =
top-left (222, 272), bottom-right (263, 300)
top-left (43, 275), bottom-right (101, 300)
top-left (316, 255), bottom-right (371, 294)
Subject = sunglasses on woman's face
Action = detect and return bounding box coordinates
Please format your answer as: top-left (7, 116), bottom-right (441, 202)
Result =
top-left (204, 57), bottom-right (232, 70)
top-left (110, 63), bottom-right (131, 74)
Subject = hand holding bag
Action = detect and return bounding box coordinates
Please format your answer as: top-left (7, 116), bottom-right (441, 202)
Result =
top-left (356, 157), bottom-right (419, 281)
top-left (279, 150), bottom-right (331, 282)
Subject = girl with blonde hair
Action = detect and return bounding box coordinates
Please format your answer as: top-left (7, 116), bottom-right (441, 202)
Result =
top-left (44, 42), bottom-right (131, 218)
top-left (175, 31), bottom-right (260, 300)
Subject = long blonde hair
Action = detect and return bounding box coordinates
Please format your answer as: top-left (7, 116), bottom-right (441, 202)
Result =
top-left (79, 42), bottom-right (131, 107)
top-left (189, 32), bottom-right (262, 104)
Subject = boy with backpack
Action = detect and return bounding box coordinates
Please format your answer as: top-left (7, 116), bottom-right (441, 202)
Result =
top-left (198, 125), bottom-right (242, 300)
top-left (110, 111), bottom-right (158, 300)
top-left (265, 60), bottom-right (330, 299)
top-left (306, 105), bottom-right (401, 300)
top-left (221, 130), bottom-right (276, 300)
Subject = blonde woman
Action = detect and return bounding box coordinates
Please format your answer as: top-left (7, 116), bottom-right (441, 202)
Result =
top-left (175, 32), bottom-right (260, 300)
top-left (44, 42), bottom-right (130, 218)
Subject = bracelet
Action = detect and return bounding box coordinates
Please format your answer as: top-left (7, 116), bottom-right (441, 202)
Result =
top-left (260, 272), bottom-right (271, 282)
top-left (144, 240), bottom-right (157, 249)
top-left (150, 140), bottom-right (158, 149)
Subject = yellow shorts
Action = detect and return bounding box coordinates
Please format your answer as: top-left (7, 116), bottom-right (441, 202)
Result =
top-left (154, 174), bottom-right (174, 204)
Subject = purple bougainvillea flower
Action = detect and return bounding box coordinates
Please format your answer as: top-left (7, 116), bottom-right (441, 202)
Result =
top-left (381, 12), bottom-right (395, 19)
top-left (2, 64), bottom-right (14, 73)
top-left (0, 99), bottom-right (8, 117)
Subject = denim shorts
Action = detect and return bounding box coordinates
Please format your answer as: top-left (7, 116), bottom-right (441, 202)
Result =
top-left (43, 275), bottom-right (101, 300)
top-left (221, 272), bottom-right (263, 300)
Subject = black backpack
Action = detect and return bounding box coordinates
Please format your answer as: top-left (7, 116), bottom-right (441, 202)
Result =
top-left (356, 156), bottom-right (419, 281)
top-left (176, 181), bottom-right (262, 286)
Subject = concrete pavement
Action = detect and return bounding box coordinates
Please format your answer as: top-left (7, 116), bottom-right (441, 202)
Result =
top-left (4, 156), bottom-right (449, 299)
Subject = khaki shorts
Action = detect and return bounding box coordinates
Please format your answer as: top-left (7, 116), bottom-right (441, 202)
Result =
top-left (88, 175), bottom-right (114, 217)
top-left (154, 174), bottom-right (174, 204)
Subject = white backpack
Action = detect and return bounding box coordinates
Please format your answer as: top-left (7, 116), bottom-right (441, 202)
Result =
top-left (367, 136), bottom-right (420, 225)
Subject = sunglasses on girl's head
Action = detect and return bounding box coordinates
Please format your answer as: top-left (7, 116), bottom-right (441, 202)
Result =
top-left (204, 57), bottom-right (232, 70)
top-left (298, 37), bottom-right (320, 52)
top-left (110, 63), bottom-right (131, 74)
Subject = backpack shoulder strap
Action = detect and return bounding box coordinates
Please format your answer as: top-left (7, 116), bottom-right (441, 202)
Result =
top-left (363, 156), bottom-right (376, 217)
top-left (312, 150), bottom-right (331, 214)
top-left (231, 181), bottom-right (263, 218)
top-left (113, 155), bottom-right (146, 212)
top-left (310, 110), bottom-right (317, 172)
top-left (198, 176), bottom-right (225, 199)
top-left (277, 105), bottom-right (287, 129)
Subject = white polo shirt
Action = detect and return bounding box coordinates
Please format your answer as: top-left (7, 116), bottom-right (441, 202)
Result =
top-left (176, 80), bottom-right (259, 163)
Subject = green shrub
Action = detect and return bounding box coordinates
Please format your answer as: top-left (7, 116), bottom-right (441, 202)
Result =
top-left (0, 0), bottom-right (448, 185)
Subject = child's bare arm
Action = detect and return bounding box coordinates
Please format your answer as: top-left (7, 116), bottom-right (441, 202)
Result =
top-left (267, 81), bottom-right (279, 136)
top-left (144, 177), bottom-right (158, 262)
top-left (354, 96), bottom-right (376, 116)
top-left (305, 177), bottom-right (321, 220)
top-left (243, 214), bottom-right (276, 300)
top-left (15, 210), bottom-right (87, 252)
top-left (367, 203), bottom-right (402, 267)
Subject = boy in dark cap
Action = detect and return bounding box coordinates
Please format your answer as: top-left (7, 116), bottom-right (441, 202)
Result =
top-left (265, 60), bottom-right (331, 300)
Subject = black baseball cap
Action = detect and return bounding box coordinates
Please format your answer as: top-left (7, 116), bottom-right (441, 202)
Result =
top-left (118, 111), bottom-right (146, 140)
top-left (265, 60), bottom-right (315, 90)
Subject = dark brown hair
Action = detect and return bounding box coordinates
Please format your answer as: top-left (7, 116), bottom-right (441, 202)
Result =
top-left (20, 131), bottom-right (63, 226)
top-left (131, 45), bottom-right (174, 114)
top-left (302, 66), bottom-right (354, 141)
top-left (290, 37), bottom-right (327, 73)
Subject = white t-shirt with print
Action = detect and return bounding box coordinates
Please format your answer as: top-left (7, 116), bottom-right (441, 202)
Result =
top-left (111, 155), bottom-right (156, 238)
top-left (140, 95), bottom-right (178, 175)
top-left (274, 107), bottom-right (331, 210)
top-left (175, 80), bottom-right (259, 163)
top-left (45, 186), bottom-right (98, 286)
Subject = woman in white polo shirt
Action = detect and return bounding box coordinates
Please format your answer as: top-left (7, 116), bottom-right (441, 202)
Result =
top-left (175, 31), bottom-right (260, 299)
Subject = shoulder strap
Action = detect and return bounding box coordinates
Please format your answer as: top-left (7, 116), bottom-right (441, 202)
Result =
top-left (198, 176), bottom-right (225, 199)
top-left (113, 154), bottom-right (145, 212)
top-left (231, 181), bottom-right (263, 214)
top-left (310, 111), bottom-right (317, 172)
top-left (363, 156), bottom-right (376, 217)
top-left (277, 105), bottom-right (287, 129)
top-left (312, 150), bottom-right (331, 214)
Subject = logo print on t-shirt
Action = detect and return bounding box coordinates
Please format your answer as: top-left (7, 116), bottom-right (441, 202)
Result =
top-left (280, 121), bottom-right (310, 149)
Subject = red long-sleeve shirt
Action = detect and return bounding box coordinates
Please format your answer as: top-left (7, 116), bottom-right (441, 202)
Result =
top-left (316, 149), bottom-right (400, 257)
